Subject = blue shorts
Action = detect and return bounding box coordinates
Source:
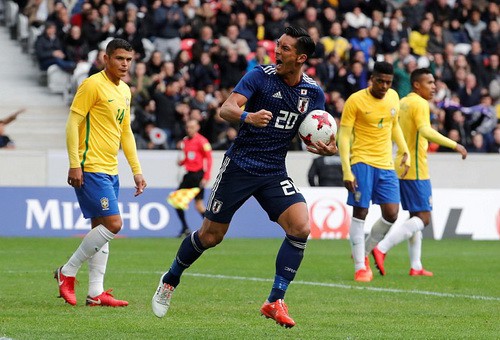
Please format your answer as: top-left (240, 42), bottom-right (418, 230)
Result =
top-left (205, 156), bottom-right (306, 223)
top-left (75, 172), bottom-right (120, 219)
top-left (400, 179), bottom-right (432, 212)
top-left (347, 163), bottom-right (400, 208)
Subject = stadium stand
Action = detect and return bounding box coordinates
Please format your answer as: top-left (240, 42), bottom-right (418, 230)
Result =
top-left (0, 0), bottom-right (498, 153)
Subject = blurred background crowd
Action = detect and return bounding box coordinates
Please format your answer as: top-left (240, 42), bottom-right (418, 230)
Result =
top-left (5, 0), bottom-right (500, 153)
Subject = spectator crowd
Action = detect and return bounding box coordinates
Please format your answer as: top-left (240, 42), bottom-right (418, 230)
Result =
top-left (11, 0), bottom-right (500, 153)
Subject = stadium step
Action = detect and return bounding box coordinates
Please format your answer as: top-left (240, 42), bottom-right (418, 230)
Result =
top-left (0, 25), bottom-right (68, 150)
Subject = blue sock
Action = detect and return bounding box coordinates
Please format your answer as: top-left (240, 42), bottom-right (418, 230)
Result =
top-left (163, 231), bottom-right (206, 287)
top-left (268, 234), bottom-right (307, 302)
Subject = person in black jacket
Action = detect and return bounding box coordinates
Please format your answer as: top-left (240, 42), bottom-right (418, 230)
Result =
top-left (308, 155), bottom-right (343, 187)
top-left (34, 21), bottom-right (75, 72)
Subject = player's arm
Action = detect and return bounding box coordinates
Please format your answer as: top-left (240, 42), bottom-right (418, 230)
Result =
top-left (337, 124), bottom-right (356, 192)
top-left (66, 110), bottom-right (85, 188)
top-left (220, 92), bottom-right (272, 128)
top-left (121, 121), bottom-right (147, 196)
top-left (392, 122), bottom-right (411, 177)
top-left (419, 126), bottom-right (467, 159)
top-left (0, 108), bottom-right (25, 125)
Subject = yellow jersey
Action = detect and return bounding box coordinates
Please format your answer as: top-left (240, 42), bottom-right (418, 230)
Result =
top-left (341, 88), bottom-right (400, 170)
top-left (396, 92), bottom-right (456, 180)
top-left (70, 70), bottom-right (135, 175)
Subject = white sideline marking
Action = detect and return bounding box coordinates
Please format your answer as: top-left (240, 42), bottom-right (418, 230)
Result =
top-left (184, 273), bottom-right (500, 302)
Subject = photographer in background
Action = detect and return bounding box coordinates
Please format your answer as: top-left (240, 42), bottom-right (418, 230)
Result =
top-left (307, 155), bottom-right (343, 187)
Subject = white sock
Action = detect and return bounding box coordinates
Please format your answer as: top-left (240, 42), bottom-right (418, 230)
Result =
top-left (365, 217), bottom-right (393, 256)
top-left (62, 225), bottom-right (115, 277)
top-left (408, 230), bottom-right (423, 270)
top-left (88, 242), bottom-right (109, 297)
top-left (378, 217), bottom-right (424, 254)
top-left (350, 217), bottom-right (366, 271)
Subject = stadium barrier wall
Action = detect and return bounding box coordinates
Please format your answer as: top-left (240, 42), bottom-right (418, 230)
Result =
top-left (0, 150), bottom-right (498, 240)
top-left (0, 150), bottom-right (499, 189)
top-left (0, 187), bottom-right (498, 240)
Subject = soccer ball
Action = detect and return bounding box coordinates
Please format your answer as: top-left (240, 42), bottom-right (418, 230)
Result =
top-left (298, 110), bottom-right (337, 146)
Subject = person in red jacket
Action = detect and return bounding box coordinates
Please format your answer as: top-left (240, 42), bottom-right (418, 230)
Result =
top-left (174, 119), bottom-right (212, 237)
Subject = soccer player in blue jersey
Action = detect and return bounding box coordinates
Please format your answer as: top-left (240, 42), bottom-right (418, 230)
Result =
top-left (152, 26), bottom-right (337, 328)
top-left (370, 68), bottom-right (467, 277)
top-left (338, 61), bottom-right (411, 282)
top-left (55, 39), bottom-right (147, 307)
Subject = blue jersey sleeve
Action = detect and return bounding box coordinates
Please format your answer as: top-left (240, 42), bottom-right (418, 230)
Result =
top-left (233, 66), bottom-right (264, 100)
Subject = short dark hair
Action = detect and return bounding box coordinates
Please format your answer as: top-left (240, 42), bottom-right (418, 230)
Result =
top-left (105, 38), bottom-right (133, 55)
top-left (285, 26), bottom-right (315, 58)
top-left (410, 68), bottom-right (433, 86)
top-left (372, 61), bottom-right (394, 76)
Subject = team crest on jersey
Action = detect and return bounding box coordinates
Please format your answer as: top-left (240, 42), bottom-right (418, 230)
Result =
top-left (297, 97), bottom-right (310, 113)
top-left (211, 199), bottom-right (223, 214)
top-left (300, 89), bottom-right (308, 95)
top-left (100, 197), bottom-right (110, 210)
top-left (390, 108), bottom-right (396, 117)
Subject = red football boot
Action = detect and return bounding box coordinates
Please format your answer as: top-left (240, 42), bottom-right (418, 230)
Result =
top-left (54, 267), bottom-right (76, 306)
top-left (409, 268), bottom-right (434, 277)
top-left (372, 246), bottom-right (386, 276)
top-left (86, 289), bottom-right (129, 307)
top-left (260, 299), bottom-right (296, 328)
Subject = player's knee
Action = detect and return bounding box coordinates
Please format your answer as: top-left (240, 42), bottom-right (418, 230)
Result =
top-left (288, 223), bottom-right (310, 239)
top-left (420, 216), bottom-right (431, 226)
top-left (105, 220), bottom-right (122, 234)
top-left (198, 230), bottom-right (224, 248)
top-left (382, 212), bottom-right (398, 223)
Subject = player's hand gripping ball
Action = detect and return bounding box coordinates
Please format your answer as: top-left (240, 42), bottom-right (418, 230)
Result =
top-left (298, 110), bottom-right (337, 146)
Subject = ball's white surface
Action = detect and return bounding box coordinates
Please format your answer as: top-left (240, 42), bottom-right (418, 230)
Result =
top-left (298, 110), bottom-right (337, 146)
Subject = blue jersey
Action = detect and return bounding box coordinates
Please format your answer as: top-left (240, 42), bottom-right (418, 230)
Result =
top-left (227, 65), bottom-right (325, 176)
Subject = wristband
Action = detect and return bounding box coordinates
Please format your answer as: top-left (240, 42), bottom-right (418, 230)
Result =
top-left (240, 111), bottom-right (248, 123)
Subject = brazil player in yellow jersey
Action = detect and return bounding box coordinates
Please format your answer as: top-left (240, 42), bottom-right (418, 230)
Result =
top-left (338, 61), bottom-right (410, 282)
top-left (54, 39), bottom-right (147, 307)
top-left (371, 68), bottom-right (467, 277)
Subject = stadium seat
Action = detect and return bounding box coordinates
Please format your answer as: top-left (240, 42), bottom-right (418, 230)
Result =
top-left (257, 40), bottom-right (276, 63)
top-left (454, 43), bottom-right (471, 55)
top-left (47, 64), bottom-right (71, 94)
top-left (98, 36), bottom-right (114, 51)
top-left (142, 38), bottom-right (155, 62)
top-left (65, 61), bottom-right (91, 104)
top-left (16, 13), bottom-right (29, 53)
top-left (0, 0), bottom-right (5, 24)
top-left (181, 38), bottom-right (196, 58)
top-left (27, 25), bottom-right (43, 64)
top-left (5, 0), bottom-right (18, 40)
top-left (87, 49), bottom-right (98, 64)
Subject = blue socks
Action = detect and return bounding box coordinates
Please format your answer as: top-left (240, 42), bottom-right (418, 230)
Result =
top-left (268, 234), bottom-right (307, 302)
top-left (163, 231), bottom-right (206, 287)
top-left (162, 231), bottom-right (307, 300)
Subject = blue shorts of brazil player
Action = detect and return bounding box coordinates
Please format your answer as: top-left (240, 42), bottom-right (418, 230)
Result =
top-left (205, 157), bottom-right (306, 224)
top-left (347, 163), bottom-right (400, 209)
top-left (399, 179), bottom-right (432, 212)
top-left (75, 172), bottom-right (120, 219)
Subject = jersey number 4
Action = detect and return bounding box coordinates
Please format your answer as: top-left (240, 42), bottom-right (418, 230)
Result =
top-left (116, 108), bottom-right (125, 124)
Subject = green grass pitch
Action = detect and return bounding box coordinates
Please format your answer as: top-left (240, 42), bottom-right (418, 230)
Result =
top-left (1, 238), bottom-right (499, 339)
